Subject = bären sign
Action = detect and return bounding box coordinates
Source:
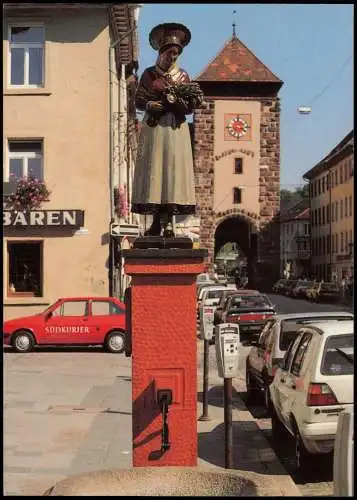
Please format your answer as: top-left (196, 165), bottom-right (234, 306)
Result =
top-left (3, 210), bottom-right (85, 227)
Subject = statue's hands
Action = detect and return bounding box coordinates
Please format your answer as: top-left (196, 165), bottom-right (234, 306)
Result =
top-left (146, 101), bottom-right (164, 113)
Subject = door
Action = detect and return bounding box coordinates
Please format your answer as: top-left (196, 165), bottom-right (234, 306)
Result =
top-left (279, 331), bottom-right (313, 430)
top-left (90, 299), bottom-right (125, 343)
top-left (42, 299), bottom-right (93, 344)
top-left (249, 319), bottom-right (276, 384)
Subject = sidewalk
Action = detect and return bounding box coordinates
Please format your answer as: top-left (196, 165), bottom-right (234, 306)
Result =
top-left (4, 345), bottom-right (301, 496)
top-left (196, 342), bottom-right (301, 496)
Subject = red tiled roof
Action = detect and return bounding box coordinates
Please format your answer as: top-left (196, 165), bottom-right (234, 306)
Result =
top-left (195, 35), bottom-right (282, 83)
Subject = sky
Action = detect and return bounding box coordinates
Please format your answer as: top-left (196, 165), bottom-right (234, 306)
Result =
top-left (136, 3), bottom-right (353, 190)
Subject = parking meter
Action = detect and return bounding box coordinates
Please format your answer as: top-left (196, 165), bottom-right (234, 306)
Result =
top-left (215, 323), bottom-right (240, 378)
top-left (199, 305), bottom-right (215, 340)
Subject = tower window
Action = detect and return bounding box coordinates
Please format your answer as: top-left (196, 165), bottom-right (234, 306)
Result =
top-left (234, 158), bottom-right (243, 174)
top-left (233, 187), bottom-right (242, 204)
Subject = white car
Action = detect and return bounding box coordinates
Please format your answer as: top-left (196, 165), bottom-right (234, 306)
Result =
top-left (198, 285), bottom-right (236, 341)
top-left (269, 320), bottom-right (354, 471)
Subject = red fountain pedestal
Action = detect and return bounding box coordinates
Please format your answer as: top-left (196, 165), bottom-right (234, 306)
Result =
top-left (123, 245), bottom-right (206, 467)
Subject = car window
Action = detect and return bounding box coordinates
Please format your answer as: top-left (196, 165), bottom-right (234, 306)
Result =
top-left (91, 300), bottom-right (124, 316)
top-left (258, 319), bottom-right (276, 347)
top-left (321, 334), bottom-right (354, 376)
top-left (60, 300), bottom-right (88, 317)
top-left (290, 332), bottom-right (313, 376)
top-left (282, 336), bottom-right (300, 371)
top-left (230, 295), bottom-right (270, 308)
top-left (206, 289), bottom-right (225, 300)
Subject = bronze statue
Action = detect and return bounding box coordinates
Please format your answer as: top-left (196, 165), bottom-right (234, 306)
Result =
top-left (131, 23), bottom-right (204, 237)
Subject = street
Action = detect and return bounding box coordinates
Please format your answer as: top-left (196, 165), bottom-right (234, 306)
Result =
top-left (4, 293), bottom-right (352, 496)
top-left (199, 293), bottom-right (353, 496)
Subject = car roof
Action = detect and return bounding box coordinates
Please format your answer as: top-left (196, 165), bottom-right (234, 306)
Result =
top-left (276, 311), bottom-right (354, 321)
top-left (299, 320), bottom-right (354, 337)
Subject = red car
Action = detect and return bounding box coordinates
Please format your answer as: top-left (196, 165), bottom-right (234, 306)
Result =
top-left (3, 297), bottom-right (126, 353)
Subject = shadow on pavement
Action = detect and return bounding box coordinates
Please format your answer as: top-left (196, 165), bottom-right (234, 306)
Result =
top-left (3, 345), bottom-right (117, 354)
top-left (197, 385), bottom-right (246, 411)
top-left (198, 421), bottom-right (286, 475)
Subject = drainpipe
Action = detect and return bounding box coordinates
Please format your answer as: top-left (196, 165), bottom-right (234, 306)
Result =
top-left (108, 5), bottom-right (141, 296)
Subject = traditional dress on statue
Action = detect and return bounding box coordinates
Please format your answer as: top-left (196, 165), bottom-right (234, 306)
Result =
top-left (131, 64), bottom-right (196, 216)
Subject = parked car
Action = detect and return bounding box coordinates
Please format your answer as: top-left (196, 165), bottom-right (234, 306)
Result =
top-left (284, 280), bottom-right (299, 297)
top-left (291, 280), bottom-right (314, 298)
top-left (197, 273), bottom-right (215, 285)
top-left (213, 289), bottom-right (260, 327)
top-left (217, 293), bottom-right (276, 339)
top-left (246, 312), bottom-right (354, 409)
top-left (272, 279), bottom-right (288, 294)
top-left (317, 282), bottom-right (341, 302)
top-left (306, 281), bottom-right (321, 301)
top-left (269, 320), bottom-right (354, 471)
top-left (3, 297), bottom-right (126, 353)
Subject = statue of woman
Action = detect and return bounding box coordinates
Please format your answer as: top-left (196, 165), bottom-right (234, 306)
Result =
top-left (131, 23), bottom-right (204, 237)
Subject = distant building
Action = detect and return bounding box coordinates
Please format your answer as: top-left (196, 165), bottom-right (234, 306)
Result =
top-left (279, 199), bottom-right (310, 278)
top-left (303, 130), bottom-right (354, 281)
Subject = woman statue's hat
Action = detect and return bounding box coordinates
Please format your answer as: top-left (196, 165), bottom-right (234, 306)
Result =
top-left (149, 22), bottom-right (191, 52)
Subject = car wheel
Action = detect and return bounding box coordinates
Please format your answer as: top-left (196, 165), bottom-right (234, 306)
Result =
top-left (12, 330), bottom-right (34, 353)
top-left (293, 423), bottom-right (311, 472)
top-left (105, 331), bottom-right (125, 353)
top-left (245, 363), bottom-right (260, 401)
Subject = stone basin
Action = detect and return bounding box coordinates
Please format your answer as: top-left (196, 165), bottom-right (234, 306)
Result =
top-left (43, 467), bottom-right (274, 496)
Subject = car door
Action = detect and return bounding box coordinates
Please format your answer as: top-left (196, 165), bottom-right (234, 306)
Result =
top-left (249, 318), bottom-right (276, 384)
top-left (271, 335), bottom-right (301, 425)
top-left (279, 331), bottom-right (314, 430)
top-left (90, 299), bottom-right (125, 343)
top-left (43, 299), bottom-right (92, 344)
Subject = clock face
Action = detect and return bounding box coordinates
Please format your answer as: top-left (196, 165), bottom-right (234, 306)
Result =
top-left (227, 116), bottom-right (249, 138)
top-left (224, 113), bottom-right (252, 141)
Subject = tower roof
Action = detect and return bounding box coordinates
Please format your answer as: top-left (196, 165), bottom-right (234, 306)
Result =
top-left (195, 35), bottom-right (282, 84)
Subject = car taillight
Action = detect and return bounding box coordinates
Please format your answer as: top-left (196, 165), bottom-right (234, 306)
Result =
top-left (227, 315), bottom-right (240, 322)
top-left (307, 383), bottom-right (338, 406)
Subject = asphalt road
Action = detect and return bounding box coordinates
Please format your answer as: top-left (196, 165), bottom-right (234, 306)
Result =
top-left (203, 293), bottom-right (353, 496)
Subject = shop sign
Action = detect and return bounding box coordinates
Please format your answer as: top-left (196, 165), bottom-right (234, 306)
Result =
top-left (3, 210), bottom-right (85, 227)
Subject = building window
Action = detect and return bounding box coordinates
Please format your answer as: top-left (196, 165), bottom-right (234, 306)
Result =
top-left (340, 165), bottom-right (343, 184)
top-left (331, 203), bottom-right (335, 222)
top-left (318, 178), bottom-right (321, 195)
top-left (322, 206), bottom-right (325, 225)
top-left (326, 204), bottom-right (330, 224)
top-left (345, 231), bottom-right (349, 252)
top-left (335, 170), bottom-right (338, 186)
top-left (340, 199), bottom-right (344, 220)
top-left (344, 162), bottom-right (348, 182)
top-left (7, 241), bottom-right (43, 297)
top-left (326, 235), bottom-right (330, 254)
top-left (335, 201), bottom-right (339, 222)
top-left (6, 140), bottom-right (43, 181)
top-left (340, 232), bottom-right (344, 254)
top-left (304, 223), bottom-right (309, 235)
top-left (349, 195), bottom-right (352, 217)
top-left (322, 177), bottom-right (325, 193)
top-left (349, 158), bottom-right (353, 177)
top-left (234, 158), bottom-right (243, 174)
top-left (233, 187), bottom-right (242, 204)
top-left (318, 207), bottom-right (321, 225)
top-left (8, 25), bottom-right (45, 87)
top-left (344, 196), bottom-right (348, 218)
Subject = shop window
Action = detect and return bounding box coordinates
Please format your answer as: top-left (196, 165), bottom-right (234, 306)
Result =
top-left (234, 158), bottom-right (243, 174)
top-left (7, 140), bottom-right (43, 181)
top-left (7, 241), bottom-right (43, 297)
top-left (233, 187), bottom-right (242, 204)
top-left (8, 25), bottom-right (45, 87)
